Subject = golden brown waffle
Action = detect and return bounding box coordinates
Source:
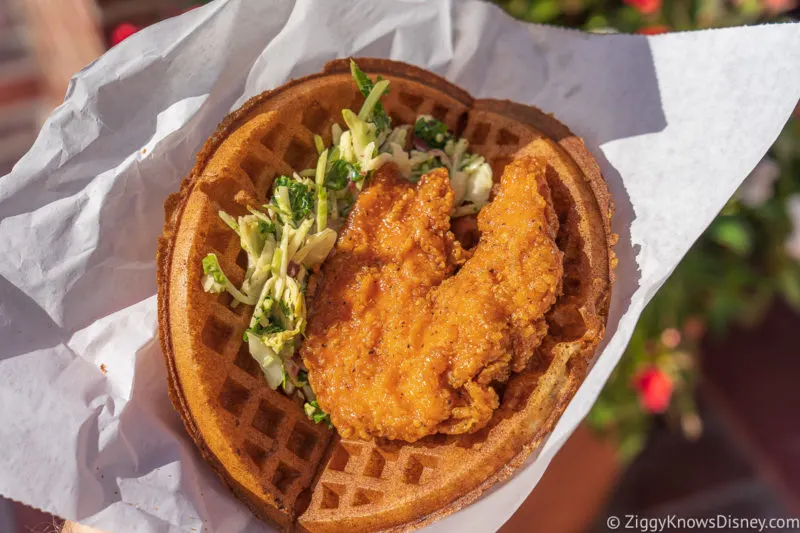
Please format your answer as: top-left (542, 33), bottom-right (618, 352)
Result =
top-left (157, 58), bottom-right (615, 533)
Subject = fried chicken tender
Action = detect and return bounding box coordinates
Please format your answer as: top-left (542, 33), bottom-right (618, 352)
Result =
top-left (302, 157), bottom-right (563, 442)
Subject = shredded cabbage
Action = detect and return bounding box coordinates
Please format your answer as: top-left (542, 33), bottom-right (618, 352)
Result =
top-left (315, 149), bottom-right (329, 232)
top-left (201, 254), bottom-right (256, 305)
top-left (218, 211), bottom-right (239, 233)
top-left (293, 228), bottom-right (337, 268)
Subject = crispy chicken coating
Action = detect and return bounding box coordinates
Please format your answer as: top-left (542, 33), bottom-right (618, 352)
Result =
top-left (302, 157), bottom-right (562, 442)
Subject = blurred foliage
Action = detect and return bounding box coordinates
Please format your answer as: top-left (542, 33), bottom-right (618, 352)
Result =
top-left (495, 0), bottom-right (800, 460)
top-left (495, 0), bottom-right (796, 32)
top-left (590, 118), bottom-right (800, 459)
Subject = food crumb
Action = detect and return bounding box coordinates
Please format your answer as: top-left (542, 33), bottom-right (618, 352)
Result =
top-left (100, 364), bottom-right (107, 374)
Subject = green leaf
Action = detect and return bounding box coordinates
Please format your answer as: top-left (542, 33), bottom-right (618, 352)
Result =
top-left (296, 369), bottom-right (309, 387)
top-left (325, 159), bottom-right (359, 191)
top-left (273, 175), bottom-right (315, 224)
top-left (279, 299), bottom-right (292, 319)
top-left (338, 191), bottom-right (356, 218)
top-left (527, 0), bottom-right (560, 22)
top-left (350, 59), bottom-right (374, 97)
top-left (710, 218), bottom-right (752, 256)
top-left (619, 427), bottom-right (647, 461)
top-left (505, 0), bottom-right (529, 17)
top-left (414, 116), bottom-right (452, 149)
top-left (349, 60), bottom-right (391, 131)
top-left (358, 79), bottom-right (390, 123)
top-left (304, 400), bottom-right (332, 427)
top-left (585, 14), bottom-right (610, 30)
top-left (258, 219), bottom-right (276, 236)
top-left (778, 268), bottom-right (800, 309)
top-left (246, 321), bottom-right (286, 338)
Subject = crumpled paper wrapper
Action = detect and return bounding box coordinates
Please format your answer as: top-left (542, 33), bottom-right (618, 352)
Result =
top-left (1, 1), bottom-right (799, 532)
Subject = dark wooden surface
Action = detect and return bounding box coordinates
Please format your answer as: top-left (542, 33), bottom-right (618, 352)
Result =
top-left (588, 300), bottom-right (800, 532)
top-left (703, 299), bottom-right (800, 513)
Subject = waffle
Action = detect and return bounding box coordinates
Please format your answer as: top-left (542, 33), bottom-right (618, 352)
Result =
top-left (157, 58), bottom-right (615, 533)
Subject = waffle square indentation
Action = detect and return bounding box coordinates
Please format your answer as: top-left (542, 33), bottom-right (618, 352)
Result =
top-left (362, 449), bottom-right (385, 479)
top-left (202, 315), bottom-right (233, 354)
top-left (320, 483), bottom-right (345, 510)
top-left (431, 104), bottom-right (449, 121)
top-left (234, 343), bottom-right (261, 377)
top-left (217, 291), bottom-right (234, 308)
top-left (471, 122), bottom-right (490, 145)
top-left (252, 399), bottom-right (284, 438)
top-left (398, 92), bottom-right (424, 112)
top-left (287, 423), bottom-right (318, 461)
top-left (302, 101), bottom-right (328, 132)
top-left (272, 461), bottom-right (300, 494)
top-left (244, 439), bottom-right (268, 468)
top-left (389, 112), bottom-right (407, 128)
top-left (284, 138), bottom-right (314, 171)
top-left (235, 248), bottom-right (248, 270)
top-left (206, 225), bottom-right (234, 255)
top-left (403, 453), bottom-right (440, 485)
top-left (218, 378), bottom-right (250, 417)
top-left (497, 128), bottom-right (520, 146)
top-left (262, 125), bottom-right (283, 150)
top-left (220, 292), bottom-right (251, 317)
top-left (241, 152), bottom-right (267, 187)
top-left (328, 442), bottom-right (361, 473)
top-left (352, 488), bottom-right (383, 507)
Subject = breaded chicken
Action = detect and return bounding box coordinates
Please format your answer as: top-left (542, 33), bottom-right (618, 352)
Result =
top-left (302, 158), bottom-right (562, 442)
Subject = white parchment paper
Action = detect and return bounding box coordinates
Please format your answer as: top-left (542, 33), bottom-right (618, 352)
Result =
top-left (1, 1), bottom-right (799, 531)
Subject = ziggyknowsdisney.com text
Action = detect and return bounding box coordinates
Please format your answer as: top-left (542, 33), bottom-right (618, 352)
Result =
top-left (606, 514), bottom-right (800, 531)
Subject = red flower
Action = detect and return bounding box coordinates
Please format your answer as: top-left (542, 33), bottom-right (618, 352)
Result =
top-left (632, 367), bottom-right (673, 413)
top-left (637, 25), bottom-right (670, 35)
top-left (762, 0), bottom-right (797, 14)
top-left (111, 23), bottom-right (141, 46)
top-left (625, 0), bottom-right (662, 14)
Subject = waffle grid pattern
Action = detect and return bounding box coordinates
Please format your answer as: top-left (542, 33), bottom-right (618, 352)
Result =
top-left (168, 63), bottom-right (609, 532)
top-left (311, 439), bottom-right (444, 513)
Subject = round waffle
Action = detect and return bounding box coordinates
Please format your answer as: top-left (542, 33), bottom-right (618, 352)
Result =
top-left (157, 58), bottom-right (615, 533)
